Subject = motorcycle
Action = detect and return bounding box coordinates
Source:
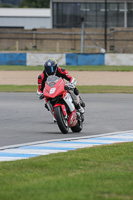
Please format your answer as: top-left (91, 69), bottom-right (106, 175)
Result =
top-left (42, 75), bottom-right (84, 134)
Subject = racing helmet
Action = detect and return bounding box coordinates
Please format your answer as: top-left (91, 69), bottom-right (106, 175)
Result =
top-left (44, 58), bottom-right (57, 75)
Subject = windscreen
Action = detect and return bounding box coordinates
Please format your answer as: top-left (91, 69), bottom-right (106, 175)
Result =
top-left (46, 75), bottom-right (60, 87)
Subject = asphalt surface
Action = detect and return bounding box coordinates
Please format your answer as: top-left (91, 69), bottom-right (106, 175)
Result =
top-left (0, 93), bottom-right (133, 147)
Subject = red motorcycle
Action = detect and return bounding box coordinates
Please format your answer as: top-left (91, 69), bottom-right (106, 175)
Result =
top-left (43, 75), bottom-right (84, 134)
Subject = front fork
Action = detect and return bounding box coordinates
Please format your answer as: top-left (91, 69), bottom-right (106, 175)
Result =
top-left (53, 104), bottom-right (68, 120)
top-left (44, 98), bottom-right (53, 115)
top-left (44, 99), bottom-right (68, 120)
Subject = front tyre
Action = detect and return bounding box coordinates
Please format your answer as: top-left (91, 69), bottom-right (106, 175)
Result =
top-left (54, 106), bottom-right (69, 134)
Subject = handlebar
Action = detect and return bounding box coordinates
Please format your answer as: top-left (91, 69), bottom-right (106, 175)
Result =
top-left (39, 94), bottom-right (44, 99)
top-left (64, 85), bottom-right (74, 91)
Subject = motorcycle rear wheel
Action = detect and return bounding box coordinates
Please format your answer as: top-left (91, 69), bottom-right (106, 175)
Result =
top-left (71, 115), bottom-right (83, 132)
top-left (54, 106), bottom-right (69, 134)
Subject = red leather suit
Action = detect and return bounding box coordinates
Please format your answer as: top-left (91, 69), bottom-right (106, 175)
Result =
top-left (38, 67), bottom-right (73, 93)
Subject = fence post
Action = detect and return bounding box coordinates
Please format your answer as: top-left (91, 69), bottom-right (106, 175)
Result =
top-left (81, 17), bottom-right (84, 53)
top-left (104, 0), bottom-right (107, 51)
top-left (16, 41), bottom-right (19, 51)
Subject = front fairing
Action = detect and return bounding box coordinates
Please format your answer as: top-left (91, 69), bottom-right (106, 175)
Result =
top-left (43, 75), bottom-right (66, 99)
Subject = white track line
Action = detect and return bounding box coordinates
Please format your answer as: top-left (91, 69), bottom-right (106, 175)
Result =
top-left (0, 130), bottom-right (133, 162)
top-left (0, 130), bottom-right (133, 150)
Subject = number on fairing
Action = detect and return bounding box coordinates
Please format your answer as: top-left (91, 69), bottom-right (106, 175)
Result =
top-left (50, 88), bottom-right (56, 94)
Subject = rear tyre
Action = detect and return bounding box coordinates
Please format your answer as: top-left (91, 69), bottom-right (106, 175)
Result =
top-left (71, 114), bottom-right (83, 132)
top-left (54, 106), bottom-right (69, 134)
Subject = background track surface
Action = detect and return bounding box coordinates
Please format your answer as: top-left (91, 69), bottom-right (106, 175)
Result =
top-left (0, 93), bottom-right (133, 147)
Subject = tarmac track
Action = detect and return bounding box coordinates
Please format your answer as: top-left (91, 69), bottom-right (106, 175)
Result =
top-left (0, 93), bottom-right (133, 147)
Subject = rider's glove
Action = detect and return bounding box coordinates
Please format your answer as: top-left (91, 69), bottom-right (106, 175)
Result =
top-left (69, 77), bottom-right (77, 89)
top-left (68, 82), bottom-right (75, 89)
top-left (39, 94), bottom-right (44, 99)
top-left (37, 90), bottom-right (44, 99)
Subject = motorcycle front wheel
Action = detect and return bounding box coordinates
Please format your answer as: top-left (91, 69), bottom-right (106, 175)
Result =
top-left (54, 106), bottom-right (69, 134)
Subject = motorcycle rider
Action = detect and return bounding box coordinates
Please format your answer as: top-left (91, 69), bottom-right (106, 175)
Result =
top-left (37, 58), bottom-right (85, 114)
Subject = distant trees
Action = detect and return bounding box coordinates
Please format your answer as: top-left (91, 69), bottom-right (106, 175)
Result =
top-left (1, 4), bottom-right (13, 7)
top-left (0, 0), bottom-right (50, 8)
top-left (20, 0), bottom-right (50, 8)
top-left (0, 0), bottom-right (22, 7)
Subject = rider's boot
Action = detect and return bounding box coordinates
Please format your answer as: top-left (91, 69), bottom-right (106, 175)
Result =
top-left (74, 95), bottom-right (85, 114)
top-left (74, 96), bottom-right (85, 114)
top-left (79, 96), bottom-right (85, 108)
top-left (69, 90), bottom-right (85, 114)
top-left (76, 103), bottom-right (85, 114)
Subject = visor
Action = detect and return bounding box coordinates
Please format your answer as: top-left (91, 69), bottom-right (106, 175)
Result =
top-left (45, 66), bottom-right (55, 75)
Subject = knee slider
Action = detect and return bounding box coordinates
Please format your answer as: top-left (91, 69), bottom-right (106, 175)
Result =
top-left (74, 88), bottom-right (79, 95)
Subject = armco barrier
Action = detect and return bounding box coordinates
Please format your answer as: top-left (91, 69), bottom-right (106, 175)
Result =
top-left (105, 53), bottom-right (133, 66)
top-left (0, 53), bottom-right (26, 65)
top-left (27, 53), bottom-right (66, 66)
top-left (0, 53), bottom-right (133, 66)
top-left (66, 53), bottom-right (105, 65)
top-left (0, 53), bottom-right (104, 66)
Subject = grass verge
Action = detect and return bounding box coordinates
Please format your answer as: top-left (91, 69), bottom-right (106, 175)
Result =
top-left (77, 85), bottom-right (133, 93)
top-left (0, 85), bottom-right (133, 93)
top-left (0, 142), bottom-right (132, 200)
top-left (0, 85), bottom-right (37, 92)
top-left (0, 65), bottom-right (133, 71)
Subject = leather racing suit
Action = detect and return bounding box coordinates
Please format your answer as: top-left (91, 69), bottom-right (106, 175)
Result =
top-left (37, 66), bottom-right (85, 113)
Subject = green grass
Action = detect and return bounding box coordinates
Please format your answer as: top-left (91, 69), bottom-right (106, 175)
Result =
top-left (0, 85), bottom-right (133, 93)
top-left (0, 65), bottom-right (133, 71)
top-left (77, 85), bottom-right (133, 94)
top-left (0, 85), bottom-right (37, 92)
top-left (65, 65), bottom-right (133, 71)
top-left (0, 142), bottom-right (132, 200)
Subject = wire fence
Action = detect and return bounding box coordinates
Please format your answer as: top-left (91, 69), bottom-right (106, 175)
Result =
top-left (0, 28), bottom-right (133, 53)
